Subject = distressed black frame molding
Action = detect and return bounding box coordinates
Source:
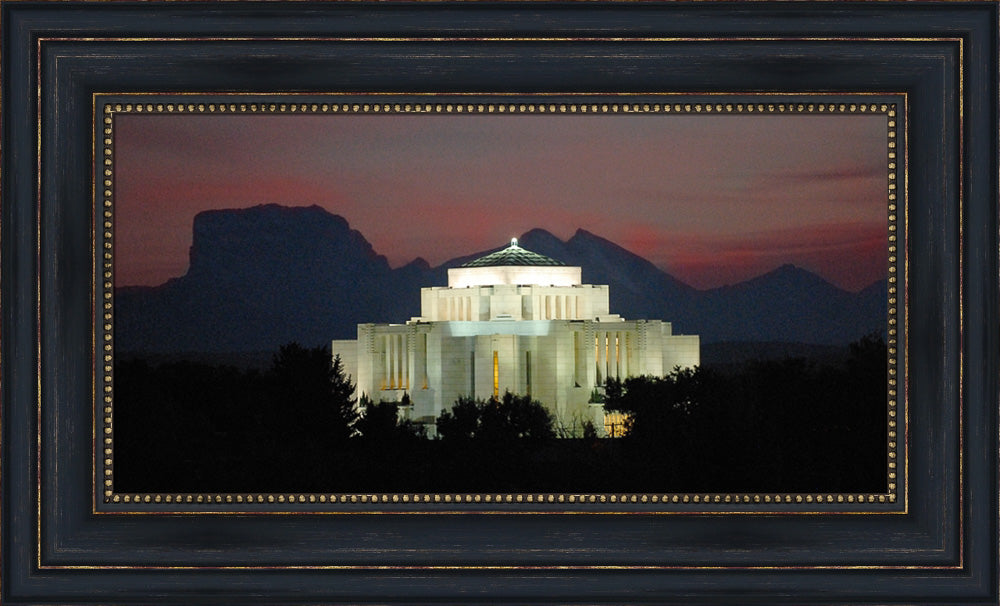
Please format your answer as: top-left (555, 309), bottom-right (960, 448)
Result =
top-left (2, 1), bottom-right (997, 604)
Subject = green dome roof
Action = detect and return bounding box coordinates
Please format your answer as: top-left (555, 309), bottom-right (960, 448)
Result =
top-left (461, 238), bottom-right (565, 268)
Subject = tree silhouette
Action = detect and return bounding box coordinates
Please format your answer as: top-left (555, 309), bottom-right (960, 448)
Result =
top-left (435, 396), bottom-right (482, 441)
top-left (436, 392), bottom-right (555, 442)
top-left (114, 336), bottom-right (886, 493)
top-left (601, 334), bottom-right (887, 493)
top-left (269, 344), bottom-right (358, 444)
top-left (356, 393), bottom-right (426, 442)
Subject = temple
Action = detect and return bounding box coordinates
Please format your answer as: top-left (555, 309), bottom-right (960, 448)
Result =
top-left (332, 238), bottom-right (699, 436)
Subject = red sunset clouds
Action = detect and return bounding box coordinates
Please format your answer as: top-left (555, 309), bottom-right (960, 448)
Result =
top-left (115, 110), bottom-right (889, 292)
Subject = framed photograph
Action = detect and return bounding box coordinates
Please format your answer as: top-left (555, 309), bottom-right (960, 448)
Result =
top-left (3, 1), bottom-right (996, 603)
top-left (108, 97), bottom-right (896, 499)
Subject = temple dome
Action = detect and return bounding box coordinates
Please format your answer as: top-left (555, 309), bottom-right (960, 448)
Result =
top-left (461, 238), bottom-right (565, 268)
top-left (449, 238), bottom-right (580, 288)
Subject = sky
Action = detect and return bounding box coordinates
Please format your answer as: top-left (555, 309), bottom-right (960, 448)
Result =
top-left (114, 110), bottom-right (888, 292)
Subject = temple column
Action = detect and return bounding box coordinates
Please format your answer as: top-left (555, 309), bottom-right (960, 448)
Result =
top-left (622, 333), bottom-right (629, 377)
top-left (396, 335), bottom-right (406, 389)
top-left (407, 332), bottom-right (417, 391)
top-left (392, 334), bottom-right (398, 389)
top-left (604, 332), bottom-right (611, 382)
top-left (595, 331), bottom-right (605, 385)
top-left (606, 332), bottom-right (612, 381)
top-left (385, 334), bottom-right (393, 389)
top-left (391, 334), bottom-right (397, 389)
top-left (615, 331), bottom-right (622, 378)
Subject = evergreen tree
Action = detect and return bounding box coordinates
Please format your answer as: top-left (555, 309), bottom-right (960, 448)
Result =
top-left (269, 344), bottom-right (359, 444)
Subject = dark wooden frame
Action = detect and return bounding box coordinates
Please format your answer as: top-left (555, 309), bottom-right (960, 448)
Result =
top-left (2, 1), bottom-right (997, 603)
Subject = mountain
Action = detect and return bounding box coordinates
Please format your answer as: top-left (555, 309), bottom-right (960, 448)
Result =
top-left (116, 205), bottom-right (427, 352)
top-left (517, 228), bottom-right (698, 325)
top-left (692, 265), bottom-right (885, 343)
top-left (116, 205), bottom-right (886, 353)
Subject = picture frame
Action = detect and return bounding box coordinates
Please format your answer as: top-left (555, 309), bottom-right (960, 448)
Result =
top-left (2, 1), bottom-right (996, 603)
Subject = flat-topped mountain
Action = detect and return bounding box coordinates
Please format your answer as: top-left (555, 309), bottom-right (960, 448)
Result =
top-left (116, 204), bottom-right (886, 353)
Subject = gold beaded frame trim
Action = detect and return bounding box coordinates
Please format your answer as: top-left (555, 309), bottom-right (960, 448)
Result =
top-left (96, 95), bottom-right (904, 514)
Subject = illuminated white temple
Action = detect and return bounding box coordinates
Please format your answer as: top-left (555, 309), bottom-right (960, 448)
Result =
top-left (332, 239), bottom-right (699, 436)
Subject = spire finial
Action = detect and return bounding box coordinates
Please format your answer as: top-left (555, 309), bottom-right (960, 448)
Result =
top-left (510, 237), bottom-right (518, 247)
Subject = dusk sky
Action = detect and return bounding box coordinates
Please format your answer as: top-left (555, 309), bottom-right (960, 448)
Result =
top-left (115, 111), bottom-right (888, 292)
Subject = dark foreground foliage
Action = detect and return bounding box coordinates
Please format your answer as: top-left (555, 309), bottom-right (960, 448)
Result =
top-left (603, 333), bottom-right (887, 492)
top-left (437, 392), bottom-right (556, 442)
top-left (115, 337), bottom-right (886, 493)
top-left (115, 344), bottom-right (359, 492)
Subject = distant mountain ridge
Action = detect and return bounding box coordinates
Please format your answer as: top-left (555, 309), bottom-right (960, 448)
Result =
top-left (117, 205), bottom-right (426, 352)
top-left (116, 204), bottom-right (886, 353)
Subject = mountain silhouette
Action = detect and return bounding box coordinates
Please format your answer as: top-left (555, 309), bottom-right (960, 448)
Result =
top-left (517, 228), bottom-right (698, 324)
top-left (116, 204), bottom-right (425, 352)
top-left (116, 205), bottom-right (886, 353)
top-left (693, 264), bottom-right (886, 343)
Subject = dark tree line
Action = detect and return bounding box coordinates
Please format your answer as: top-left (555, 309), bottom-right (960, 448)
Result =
top-left (115, 344), bottom-right (359, 492)
top-left (114, 343), bottom-right (562, 492)
top-left (603, 333), bottom-right (887, 492)
top-left (114, 336), bottom-right (886, 493)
